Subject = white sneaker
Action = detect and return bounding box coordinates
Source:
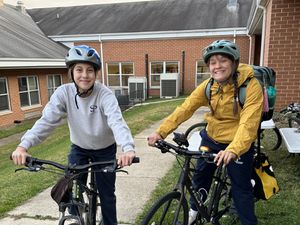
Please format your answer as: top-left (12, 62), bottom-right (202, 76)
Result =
top-left (188, 209), bottom-right (198, 225)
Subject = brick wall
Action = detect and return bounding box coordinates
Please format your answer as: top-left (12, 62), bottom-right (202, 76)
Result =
top-left (78, 36), bottom-right (250, 96)
top-left (267, 0), bottom-right (300, 109)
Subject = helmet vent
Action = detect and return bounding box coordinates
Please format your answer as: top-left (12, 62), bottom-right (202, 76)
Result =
top-left (87, 50), bottom-right (95, 57)
top-left (75, 49), bottom-right (82, 56)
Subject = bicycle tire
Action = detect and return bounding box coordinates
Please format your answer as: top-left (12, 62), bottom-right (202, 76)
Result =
top-left (184, 122), bottom-right (207, 139)
top-left (260, 127), bottom-right (282, 150)
top-left (288, 117), bottom-right (300, 129)
top-left (209, 167), bottom-right (235, 225)
top-left (84, 192), bottom-right (98, 225)
top-left (141, 191), bottom-right (189, 225)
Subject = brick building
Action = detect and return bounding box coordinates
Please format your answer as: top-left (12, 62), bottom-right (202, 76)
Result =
top-left (1, 0), bottom-right (299, 127)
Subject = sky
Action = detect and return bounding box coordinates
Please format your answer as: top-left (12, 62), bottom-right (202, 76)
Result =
top-left (4, 0), bottom-right (159, 9)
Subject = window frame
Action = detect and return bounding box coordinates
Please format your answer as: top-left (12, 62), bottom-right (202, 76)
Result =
top-left (150, 61), bottom-right (180, 88)
top-left (0, 77), bottom-right (11, 112)
top-left (195, 60), bottom-right (211, 87)
top-left (18, 75), bottom-right (41, 108)
top-left (106, 62), bottom-right (134, 90)
top-left (47, 74), bottom-right (62, 100)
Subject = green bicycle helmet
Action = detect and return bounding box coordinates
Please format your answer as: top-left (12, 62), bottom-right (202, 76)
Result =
top-left (65, 45), bottom-right (101, 70)
top-left (203, 40), bottom-right (240, 64)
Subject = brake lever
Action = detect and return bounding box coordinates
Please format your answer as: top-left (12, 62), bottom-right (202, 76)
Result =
top-left (15, 165), bottom-right (43, 172)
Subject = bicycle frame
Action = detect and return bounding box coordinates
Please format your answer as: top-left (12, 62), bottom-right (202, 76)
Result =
top-left (15, 156), bottom-right (139, 225)
top-left (173, 154), bottom-right (231, 225)
top-left (58, 168), bottom-right (100, 225)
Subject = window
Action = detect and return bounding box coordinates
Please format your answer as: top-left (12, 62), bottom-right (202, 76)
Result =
top-left (47, 74), bottom-right (62, 100)
top-left (196, 60), bottom-right (210, 86)
top-left (18, 76), bottom-right (40, 107)
top-left (0, 77), bottom-right (10, 111)
top-left (107, 62), bottom-right (134, 88)
top-left (150, 61), bottom-right (179, 88)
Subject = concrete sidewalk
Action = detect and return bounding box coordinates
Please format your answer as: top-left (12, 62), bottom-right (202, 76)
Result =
top-left (0, 108), bottom-right (208, 225)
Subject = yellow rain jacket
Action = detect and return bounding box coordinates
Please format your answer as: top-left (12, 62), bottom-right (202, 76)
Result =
top-left (157, 63), bottom-right (263, 157)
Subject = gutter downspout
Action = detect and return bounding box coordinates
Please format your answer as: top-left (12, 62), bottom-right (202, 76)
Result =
top-left (99, 35), bottom-right (105, 84)
top-left (257, 0), bottom-right (266, 66)
top-left (247, 34), bottom-right (252, 64)
top-left (233, 29), bottom-right (236, 43)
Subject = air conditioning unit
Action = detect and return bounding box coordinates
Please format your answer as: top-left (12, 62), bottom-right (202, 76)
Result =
top-left (111, 88), bottom-right (123, 97)
top-left (128, 77), bottom-right (147, 101)
top-left (160, 73), bottom-right (180, 98)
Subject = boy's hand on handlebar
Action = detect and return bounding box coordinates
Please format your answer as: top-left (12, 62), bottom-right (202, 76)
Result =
top-left (147, 132), bottom-right (163, 147)
top-left (118, 150), bottom-right (136, 167)
top-left (11, 147), bottom-right (31, 166)
top-left (214, 150), bottom-right (237, 166)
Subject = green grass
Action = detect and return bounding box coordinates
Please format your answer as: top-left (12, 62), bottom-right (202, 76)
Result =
top-left (0, 118), bottom-right (39, 139)
top-left (0, 98), bottom-right (184, 218)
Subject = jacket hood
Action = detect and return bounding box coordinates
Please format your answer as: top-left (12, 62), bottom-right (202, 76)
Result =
top-left (236, 63), bottom-right (254, 87)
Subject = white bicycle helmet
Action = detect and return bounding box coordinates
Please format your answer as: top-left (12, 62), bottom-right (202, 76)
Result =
top-left (65, 45), bottom-right (101, 70)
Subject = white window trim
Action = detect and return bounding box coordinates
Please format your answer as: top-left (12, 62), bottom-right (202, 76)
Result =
top-left (47, 74), bottom-right (62, 99)
top-left (0, 77), bottom-right (11, 112)
top-left (18, 75), bottom-right (41, 108)
top-left (150, 61), bottom-right (180, 89)
top-left (195, 60), bottom-right (211, 87)
top-left (106, 62), bottom-right (134, 89)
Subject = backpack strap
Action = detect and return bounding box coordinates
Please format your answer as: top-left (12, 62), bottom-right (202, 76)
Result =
top-left (205, 78), bottom-right (214, 109)
top-left (238, 77), bottom-right (251, 108)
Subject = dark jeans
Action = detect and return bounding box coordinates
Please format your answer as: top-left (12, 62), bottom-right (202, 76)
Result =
top-left (190, 129), bottom-right (257, 225)
top-left (68, 143), bottom-right (117, 225)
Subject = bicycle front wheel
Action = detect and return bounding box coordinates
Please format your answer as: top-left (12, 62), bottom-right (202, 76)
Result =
top-left (141, 191), bottom-right (188, 225)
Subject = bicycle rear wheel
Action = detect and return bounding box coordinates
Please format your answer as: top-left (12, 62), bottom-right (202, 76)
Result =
top-left (141, 191), bottom-right (188, 225)
top-left (260, 127), bottom-right (282, 150)
top-left (288, 117), bottom-right (300, 129)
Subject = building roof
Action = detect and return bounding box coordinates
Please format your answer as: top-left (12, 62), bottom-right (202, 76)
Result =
top-left (27, 0), bottom-right (252, 36)
top-left (0, 4), bottom-right (68, 68)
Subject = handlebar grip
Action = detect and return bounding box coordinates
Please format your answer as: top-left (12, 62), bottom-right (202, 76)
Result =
top-left (132, 157), bottom-right (140, 163)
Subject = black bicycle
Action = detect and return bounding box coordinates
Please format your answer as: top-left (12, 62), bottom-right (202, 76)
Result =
top-left (15, 156), bottom-right (139, 225)
top-left (140, 129), bottom-right (235, 225)
top-left (280, 102), bottom-right (300, 129)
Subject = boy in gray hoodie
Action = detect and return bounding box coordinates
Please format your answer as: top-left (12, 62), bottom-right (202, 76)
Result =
top-left (11, 45), bottom-right (136, 225)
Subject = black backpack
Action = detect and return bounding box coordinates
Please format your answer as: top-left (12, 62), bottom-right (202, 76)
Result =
top-left (205, 64), bottom-right (276, 121)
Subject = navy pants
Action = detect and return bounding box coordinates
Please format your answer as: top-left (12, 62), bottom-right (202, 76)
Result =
top-left (68, 143), bottom-right (117, 225)
top-left (190, 129), bottom-right (257, 225)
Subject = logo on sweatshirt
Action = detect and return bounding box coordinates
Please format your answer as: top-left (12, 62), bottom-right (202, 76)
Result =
top-left (90, 105), bottom-right (97, 112)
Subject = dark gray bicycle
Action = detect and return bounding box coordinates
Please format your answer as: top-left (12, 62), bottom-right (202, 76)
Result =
top-left (15, 156), bottom-right (139, 225)
top-left (141, 125), bottom-right (235, 225)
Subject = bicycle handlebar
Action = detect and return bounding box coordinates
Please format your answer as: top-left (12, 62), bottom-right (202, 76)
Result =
top-left (280, 102), bottom-right (300, 114)
top-left (16, 156), bottom-right (140, 173)
top-left (155, 139), bottom-right (216, 160)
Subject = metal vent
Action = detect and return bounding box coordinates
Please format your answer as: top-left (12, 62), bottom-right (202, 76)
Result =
top-left (161, 80), bottom-right (177, 97)
top-left (128, 77), bottom-right (147, 101)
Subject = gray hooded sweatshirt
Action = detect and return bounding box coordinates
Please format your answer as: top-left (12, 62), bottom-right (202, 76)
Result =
top-left (19, 82), bottom-right (135, 152)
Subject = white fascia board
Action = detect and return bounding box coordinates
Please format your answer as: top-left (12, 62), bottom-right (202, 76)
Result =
top-left (49, 28), bottom-right (248, 42)
top-left (0, 58), bottom-right (66, 69)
